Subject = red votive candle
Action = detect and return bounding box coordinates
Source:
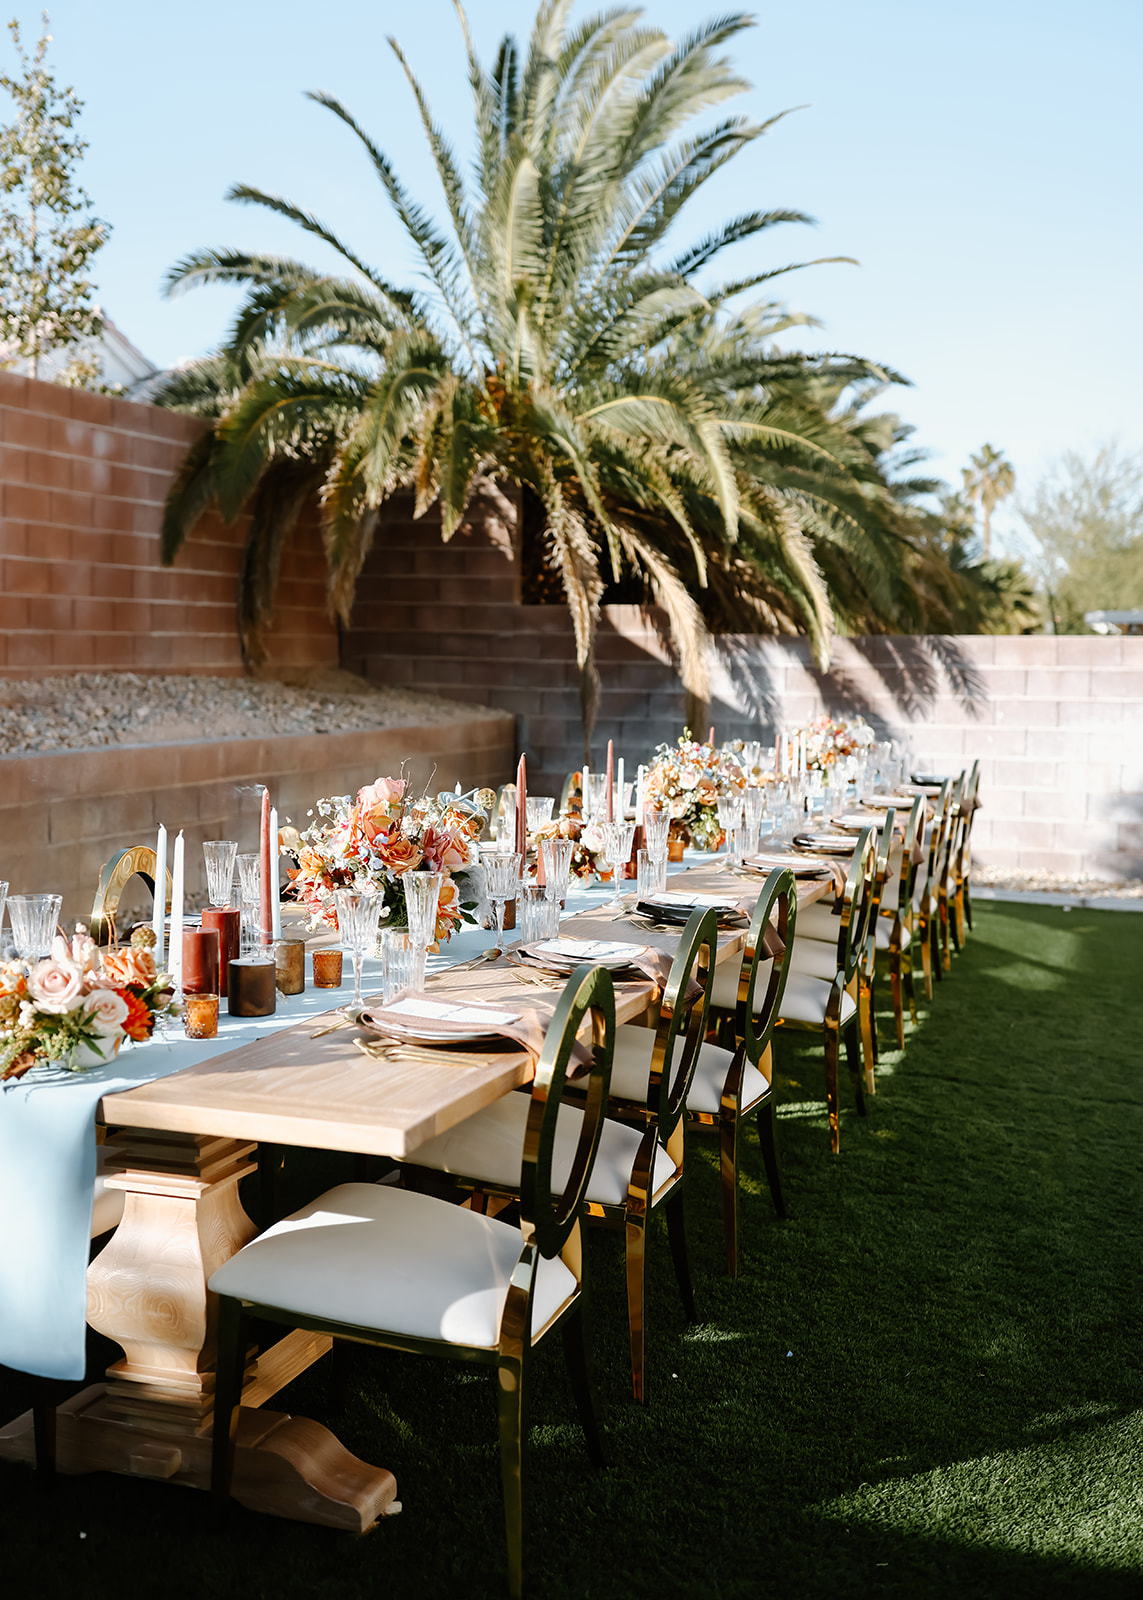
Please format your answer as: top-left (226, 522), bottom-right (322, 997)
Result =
top-left (182, 927), bottom-right (220, 995)
top-left (201, 907), bottom-right (241, 997)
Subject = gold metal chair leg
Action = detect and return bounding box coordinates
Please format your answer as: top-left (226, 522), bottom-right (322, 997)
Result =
top-left (889, 955), bottom-right (905, 1049)
top-left (496, 1352), bottom-right (526, 1600)
top-left (919, 916), bottom-right (934, 999)
top-left (859, 977), bottom-right (877, 1095)
top-left (823, 1022), bottom-right (841, 1154)
top-left (624, 1209), bottom-right (647, 1403)
top-left (718, 1111), bottom-right (740, 1277)
top-left (844, 1018), bottom-right (866, 1120)
top-left (756, 1098), bottom-right (786, 1222)
top-left (902, 945), bottom-right (919, 1025)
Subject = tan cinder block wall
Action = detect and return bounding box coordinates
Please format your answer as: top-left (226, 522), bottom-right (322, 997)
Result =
top-left (0, 714), bottom-right (515, 921)
top-left (346, 512), bottom-right (1143, 881)
top-left (0, 371), bottom-right (338, 676)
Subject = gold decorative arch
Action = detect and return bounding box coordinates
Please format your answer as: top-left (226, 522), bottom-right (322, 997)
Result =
top-left (89, 845), bottom-right (171, 946)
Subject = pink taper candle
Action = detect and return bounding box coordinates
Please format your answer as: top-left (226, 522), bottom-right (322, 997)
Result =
top-left (515, 754), bottom-right (527, 858)
top-left (707, 724), bottom-right (716, 748)
top-left (259, 786), bottom-right (273, 945)
top-left (605, 740), bottom-right (614, 823)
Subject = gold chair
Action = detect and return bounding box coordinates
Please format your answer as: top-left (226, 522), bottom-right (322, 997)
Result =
top-left (210, 964), bottom-right (615, 1600)
top-left (404, 907), bottom-right (718, 1402)
top-left (949, 759), bottom-right (981, 950)
top-left (779, 828), bottom-right (877, 1153)
top-left (687, 867), bottom-right (798, 1275)
top-left (912, 779), bottom-right (955, 995)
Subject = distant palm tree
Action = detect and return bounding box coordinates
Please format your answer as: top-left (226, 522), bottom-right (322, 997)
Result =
top-left (155, 1), bottom-right (966, 733)
top-left (962, 443), bottom-right (1015, 560)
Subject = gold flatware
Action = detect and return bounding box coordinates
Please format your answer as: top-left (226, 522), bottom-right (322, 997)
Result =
top-left (310, 1006), bottom-right (365, 1039)
top-left (352, 1037), bottom-right (490, 1069)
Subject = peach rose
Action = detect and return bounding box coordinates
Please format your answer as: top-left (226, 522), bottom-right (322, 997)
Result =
top-left (83, 988), bottom-right (129, 1037)
top-left (101, 947), bottom-right (157, 988)
top-left (27, 956), bottom-right (84, 1014)
top-left (358, 777), bottom-right (405, 842)
top-left (373, 834), bottom-right (422, 876)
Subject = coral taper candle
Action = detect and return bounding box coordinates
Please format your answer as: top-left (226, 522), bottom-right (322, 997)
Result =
top-left (605, 740), bottom-right (614, 822)
top-left (707, 724), bottom-right (716, 748)
top-left (515, 755), bottom-right (527, 858)
top-left (259, 787), bottom-right (273, 946)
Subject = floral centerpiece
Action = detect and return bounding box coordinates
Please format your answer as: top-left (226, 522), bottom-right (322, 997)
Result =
top-left (643, 732), bottom-right (747, 850)
top-left (290, 777), bottom-right (486, 943)
top-left (0, 926), bottom-right (178, 1082)
top-left (801, 714), bottom-right (875, 771)
top-left (533, 815), bottom-right (609, 880)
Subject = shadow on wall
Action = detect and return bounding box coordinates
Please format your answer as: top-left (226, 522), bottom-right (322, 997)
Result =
top-left (711, 634), bottom-right (989, 736)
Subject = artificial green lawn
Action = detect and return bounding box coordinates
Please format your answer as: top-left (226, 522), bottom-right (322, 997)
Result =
top-left (3, 901), bottom-right (1141, 1599)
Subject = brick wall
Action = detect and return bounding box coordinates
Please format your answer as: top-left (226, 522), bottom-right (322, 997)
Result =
top-left (0, 371), bottom-right (338, 676)
top-left (0, 712), bottom-right (514, 921)
top-left (345, 510), bottom-right (1143, 881)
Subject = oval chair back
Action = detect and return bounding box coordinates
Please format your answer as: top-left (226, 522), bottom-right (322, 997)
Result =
top-left (736, 867), bottom-right (798, 1071)
top-left (896, 794), bottom-right (926, 930)
top-left (520, 963), bottom-right (615, 1260)
top-left (643, 905), bottom-right (719, 1143)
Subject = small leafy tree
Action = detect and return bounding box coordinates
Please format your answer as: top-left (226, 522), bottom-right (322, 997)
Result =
top-left (1021, 444), bottom-right (1143, 632)
top-left (0, 12), bottom-right (108, 380)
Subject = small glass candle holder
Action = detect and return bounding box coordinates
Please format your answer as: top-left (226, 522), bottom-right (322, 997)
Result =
top-left (312, 948), bottom-right (343, 989)
top-left (227, 957), bottom-right (278, 1017)
top-left (183, 991), bottom-right (219, 1040)
top-left (274, 938), bottom-right (306, 996)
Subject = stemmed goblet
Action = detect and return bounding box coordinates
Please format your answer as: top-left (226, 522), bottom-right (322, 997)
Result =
top-left (334, 887), bottom-right (378, 1010)
top-left (482, 852), bottom-right (522, 939)
top-left (202, 841), bottom-right (238, 908)
top-left (598, 821), bottom-right (635, 908)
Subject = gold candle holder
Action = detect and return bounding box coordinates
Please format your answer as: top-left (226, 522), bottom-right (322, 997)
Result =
top-left (312, 948), bottom-right (343, 989)
top-left (274, 938), bottom-right (306, 996)
top-left (184, 991), bottom-right (219, 1039)
top-left (227, 958), bottom-right (278, 1018)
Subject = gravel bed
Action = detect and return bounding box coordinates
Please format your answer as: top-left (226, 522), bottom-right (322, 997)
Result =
top-left (0, 671), bottom-right (501, 756)
top-left (974, 865), bottom-right (1143, 898)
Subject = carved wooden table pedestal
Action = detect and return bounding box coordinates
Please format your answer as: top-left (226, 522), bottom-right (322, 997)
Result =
top-left (0, 1128), bottom-right (397, 1531)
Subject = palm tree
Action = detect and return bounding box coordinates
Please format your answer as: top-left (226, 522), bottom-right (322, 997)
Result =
top-left (155, 2), bottom-right (956, 735)
top-left (962, 443), bottom-right (1015, 560)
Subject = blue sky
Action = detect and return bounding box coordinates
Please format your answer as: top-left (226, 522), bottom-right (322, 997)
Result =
top-left (7, 1), bottom-right (1141, 551)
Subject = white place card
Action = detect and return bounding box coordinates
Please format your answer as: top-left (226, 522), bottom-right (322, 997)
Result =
top-left (385, 998), bottom-right (520, 1026)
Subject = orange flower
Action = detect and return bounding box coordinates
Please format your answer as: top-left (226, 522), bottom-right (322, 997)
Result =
top-left (101, 947), bottom-right (157, 988)
top-left (374, 834), bottom-right (423, 876)
top-left (117, 987), bottom-right (154, 1041)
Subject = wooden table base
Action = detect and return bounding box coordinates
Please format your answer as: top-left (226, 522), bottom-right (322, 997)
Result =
top-left (0, 1127), bottom-right (398, 1530)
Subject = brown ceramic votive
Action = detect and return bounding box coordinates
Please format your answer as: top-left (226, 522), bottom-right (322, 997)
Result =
top-left (274, 938), bottom-right (306, 995)
top-left (182, 927), bottom-right (220, 995)
top-left (201, 906), bottom-right (241, 997)
top-left (227, 958), bottom-right (278, 1017)
top-left (183, 991), bottom-right (219, 1039)
top-left (312, 948), bottom-right (343, 989)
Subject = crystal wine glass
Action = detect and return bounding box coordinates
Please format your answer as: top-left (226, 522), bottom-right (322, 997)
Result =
top-left (235, 852), bottom-right (261, 955)
top-left (482, 852), bottom-right (522, 939)
top-left (7, 893), bottom-right (62, 962)
top-left (598, 821), bottom-right (635, 907)
top-left (540, 836), bottom-right (574, 904)
top-left (202, 840), bottom-right (238, 907)
top-left (403, 871), bottom-right (443, 955)
top-left (334, 887), bottom-right (378, 1009)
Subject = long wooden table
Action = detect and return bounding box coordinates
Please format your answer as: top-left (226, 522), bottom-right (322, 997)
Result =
top-left (0, 860), bottom-right (832, 1530)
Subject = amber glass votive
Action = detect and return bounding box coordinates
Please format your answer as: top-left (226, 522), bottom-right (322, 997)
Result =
top-left (201, 906), bottom-right (241, 996)
top-left (184, 992), bottom-right (219, 1039)
top-left (274, 938), bottom-right (305, 995)
top-left (312, 948), bottom-right (343, 989)
top-left (182, 927), bottom-right (220, 995)
top-left (227, 957), bottom-right (278, 1017)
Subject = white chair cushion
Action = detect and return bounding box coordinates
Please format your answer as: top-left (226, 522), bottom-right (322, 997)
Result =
top-left (92, 1146), bottom-right (125, 1238)
top-left (711, 954), bottom-right (774, 1012)
top-left (685, 1041), bottom-right (768, 1116)
top-left (408, 1090), bottom-right (677, 1209)
top-left (788, 937), bottom-right (839, 983)
top-left (873, 918), bottom-right (911, 951)
top-left (788, 900), bottom-right (842, 944)
top-left (779, 971), bottom-right (857, 1027)
top-left (209, 1183), bottom-right (577, 1350)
